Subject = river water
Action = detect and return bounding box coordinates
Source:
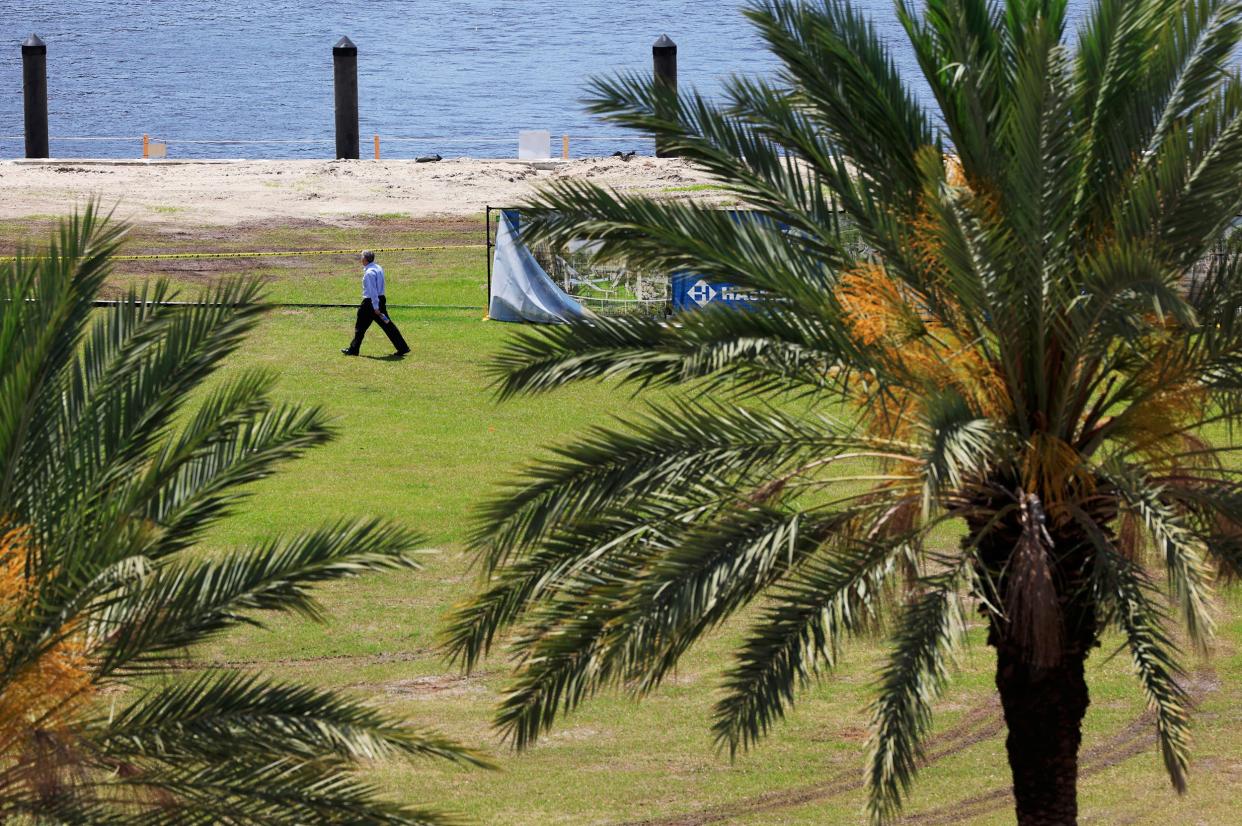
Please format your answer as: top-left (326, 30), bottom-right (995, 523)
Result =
top-left (0, 1), bottom-right (1090, 159)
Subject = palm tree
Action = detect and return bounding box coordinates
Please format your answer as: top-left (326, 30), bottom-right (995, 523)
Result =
top-left (1, 208), bottom-right (486, 824)
top-left (445, 1), bottom-right (1242, 822)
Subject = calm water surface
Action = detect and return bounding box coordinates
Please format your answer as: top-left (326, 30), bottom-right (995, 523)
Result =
top-left (0, 1), bottom-right (1090, 159)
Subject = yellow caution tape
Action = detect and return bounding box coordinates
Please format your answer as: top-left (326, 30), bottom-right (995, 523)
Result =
top-left (1, 244), bottom-right (486, 262)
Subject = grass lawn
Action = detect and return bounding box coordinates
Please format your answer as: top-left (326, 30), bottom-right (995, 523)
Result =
top-left (6, 216), bottom-right (1241, 824)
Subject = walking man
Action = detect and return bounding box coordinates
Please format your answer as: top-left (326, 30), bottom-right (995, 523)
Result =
top-left (342, 250), bottom-right (411, 357)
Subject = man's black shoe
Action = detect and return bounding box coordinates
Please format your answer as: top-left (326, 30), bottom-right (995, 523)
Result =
top-left (341, 348), bottom-right (358, 356)
top-left (395, 348), bottom-right (411, 357)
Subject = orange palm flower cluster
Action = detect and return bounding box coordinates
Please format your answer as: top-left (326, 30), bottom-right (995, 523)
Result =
top-left (0, 525), bottom-right (95, 750)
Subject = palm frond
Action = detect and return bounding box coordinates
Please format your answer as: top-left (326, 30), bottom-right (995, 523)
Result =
top-left (713, 532), bottom-right (923, 756)
top-left (521, 183), bottom-right (843, 309)
top-left (897, 0), bottom-right (1009, 184)
top-left (580, 71), bottom-right (846, 245)
top-left (490, 304), bottom-right (862, 401)
top-left (1073, 0), bottom-right (1174, 224)
top-left (91, 756), bottom-right (465, 826)
top-left (94, 519), bottom-right (421, 676)
top-left (1144, 0), bottom-right (1242, 162)
top-left (0, 204), bottom-right (125, 511)
top-left (1076, 507), bottom-right (1193, 792)
top-left (139, 401), bottom-right (335, 559)
top-left (749, 0), bottom-right (934, 206)
top-left (471, 400), bottom-right (895, 568)
top-left (487, 504), bottom-right (883, 750)
top-left (96, 669), bottom-right (491, 768)
top-left (1101, 462), bottom-right (1217, 647)
top-left (866, 566), bottom-right (968, 824)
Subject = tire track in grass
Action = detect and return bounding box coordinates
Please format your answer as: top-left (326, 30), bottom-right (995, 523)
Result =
top-left (178, 649), bottom-right (434, 669)
top-left (614, 670), bottom-right (1217, 826)
top-left (612, 700), bottom-right (1004, 826)
top-left (186, 652), bottom-right (500, 697)
top-left (898, 671), bottom-right (1218, 825)
top-left (894, 716), bottom-right (1158, 826)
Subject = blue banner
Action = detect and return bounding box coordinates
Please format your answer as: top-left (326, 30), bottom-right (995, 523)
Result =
top-left (671, 273), bottom-right (765, 312)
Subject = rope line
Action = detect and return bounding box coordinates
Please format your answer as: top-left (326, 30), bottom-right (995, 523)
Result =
top-left (88, 299), bottom-right (484, 310)
top-left (1, 244), bottom-right (486, 262)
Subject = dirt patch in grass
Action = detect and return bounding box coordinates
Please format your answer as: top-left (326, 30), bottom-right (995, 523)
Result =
top-left (356, 673), bottom-right (491, 699)
top-left (817, 725), bottom-right (870, 744)
top-left (115, 256), bottom-right (260, 283)
top-left (196, 649), bottom-right (433, 669)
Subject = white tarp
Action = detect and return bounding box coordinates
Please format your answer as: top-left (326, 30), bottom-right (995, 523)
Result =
top-left (489, 212), bottom-right (594, 324)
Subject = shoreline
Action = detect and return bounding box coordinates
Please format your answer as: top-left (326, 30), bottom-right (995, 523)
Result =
top-left (0, 157), bottom-right (724, 225)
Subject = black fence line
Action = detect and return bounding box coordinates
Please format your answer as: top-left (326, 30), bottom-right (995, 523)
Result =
top-left (87, 300), bottom-right (483, 310)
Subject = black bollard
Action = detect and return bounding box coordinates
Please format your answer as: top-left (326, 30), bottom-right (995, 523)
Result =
top-left (652, 34), bottom-right (678, 158)
top-left (333, 36), bottom-right (360, 160)
top-left (22, 34), bottom-right (49, 159)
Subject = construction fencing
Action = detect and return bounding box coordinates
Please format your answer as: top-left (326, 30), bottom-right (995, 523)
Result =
top-left (486, 207), bottom-right (673, 323)
top-left (485, 207), bottom-right (799, 323)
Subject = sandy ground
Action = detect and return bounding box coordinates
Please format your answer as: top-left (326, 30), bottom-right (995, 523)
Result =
top-left (0, 157), bottom-right (721, 225)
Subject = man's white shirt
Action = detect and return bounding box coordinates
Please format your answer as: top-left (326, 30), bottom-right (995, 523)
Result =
top-left (362, 262), bottom-right (386, 312)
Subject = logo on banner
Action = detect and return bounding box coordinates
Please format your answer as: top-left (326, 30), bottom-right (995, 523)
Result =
top-left (687, 279), bottom-right (717, 307)
top-left (672, 272), bottom-right (769, 313)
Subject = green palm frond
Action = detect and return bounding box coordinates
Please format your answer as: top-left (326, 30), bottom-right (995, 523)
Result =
top-left (520, 186), bottom-right (843, 304)
top-left (579, 72), bottom-right (846, 241)
top-left (0, 204), bottom-right (125, 508)
top-left (470, 400), bottom-right (890, 564)
top-left (97, 670), bottom-right (491, 767)
top-left (1161, 476), bottom-right (1242, 577)
top-left (88, 757), bottom-right (464, 826)
top-left (0, 210), bottom-right (480, 823)
top-left (713, 534), bottom-right (921, 756)
top-left (917, 393), bottom-right (1006, 508)
top-left (1144, 1), bottom-right (1242, 161)
top-left (751, 0), bottom-right (933, 204)
top-left (866, 567), bottom-right (969, 824)
top-left (1073, 0), bottom-right (1172, 220)
top-left (491, 304), bottom-right (862, 401)
top-left (1101, 462), bottom-right (1217, 647)
top-left (94, 519), bottom-right (421, 675)
top-left (608, 506), bottom-right (858, 693)
top-left (1079, 508), bottom-right (1193, 792)
top-left (487, 508), bottom-right (872, 749)
top-left (140, 402), bottom-right (335, 558)
top-left (902, 4), bottom-right (1004, 181)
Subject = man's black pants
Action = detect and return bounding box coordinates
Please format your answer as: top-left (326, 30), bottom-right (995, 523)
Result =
top-left (347, 297), bottom-right (409, 354)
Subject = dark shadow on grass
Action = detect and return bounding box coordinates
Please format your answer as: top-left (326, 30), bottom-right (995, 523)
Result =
top-left (362, 353), bottom-right (407, 362)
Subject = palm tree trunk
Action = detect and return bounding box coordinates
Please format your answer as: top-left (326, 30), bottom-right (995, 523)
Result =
top-left (972, 499), bottom-right (1101, 826)
top-left (992, 634), bottom-right (1090, 825)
